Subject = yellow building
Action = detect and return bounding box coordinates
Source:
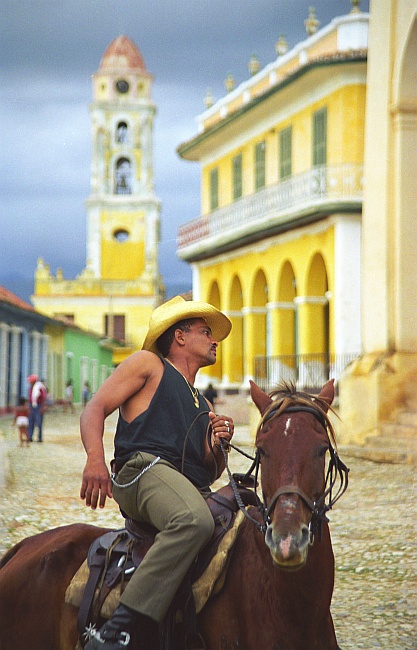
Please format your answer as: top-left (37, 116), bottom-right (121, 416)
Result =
top-left (33, 36), bottom-right (163, 362)
top-left (177, 6), bottom-right (367, 390)
top-left (339, 0), bottom-right (417, 456)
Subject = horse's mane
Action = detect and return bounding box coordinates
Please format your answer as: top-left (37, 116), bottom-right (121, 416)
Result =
top-left (257, 381), bottom-right (338, 449)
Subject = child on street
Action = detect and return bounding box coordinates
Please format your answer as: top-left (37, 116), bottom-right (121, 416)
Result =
top-left (13, 397), bottom-right (30, 447)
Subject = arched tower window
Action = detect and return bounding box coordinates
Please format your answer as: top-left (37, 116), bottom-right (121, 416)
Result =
top-left (115, 157), bottom-right (132, 194)
top-left (116, 121), bottom-right (129, 144)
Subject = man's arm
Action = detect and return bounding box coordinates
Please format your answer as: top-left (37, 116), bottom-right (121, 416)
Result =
top-left (80, 350), bottom-right (161, 509)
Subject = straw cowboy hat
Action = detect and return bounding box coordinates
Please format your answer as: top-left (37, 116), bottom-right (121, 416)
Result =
top-left (142, 296), bottom-right (232, 353)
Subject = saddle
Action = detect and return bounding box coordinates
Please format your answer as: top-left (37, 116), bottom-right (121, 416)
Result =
top-left (75, 484), bottom-right (257, 649)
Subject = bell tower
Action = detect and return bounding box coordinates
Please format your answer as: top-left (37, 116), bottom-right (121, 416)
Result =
top-left (88, 35), bottom-right (160, 285)
top-left (33, 36), bottom-right (163, 359)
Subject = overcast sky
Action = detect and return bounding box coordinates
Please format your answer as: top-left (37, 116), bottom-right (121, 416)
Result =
top-left (1, 0), bottom-right (369, 302)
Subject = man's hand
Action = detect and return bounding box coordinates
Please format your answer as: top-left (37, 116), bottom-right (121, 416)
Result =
top-left (209, 412), bottom-right (234, 449)
top-left (80, 458), bottom-right (113, 510)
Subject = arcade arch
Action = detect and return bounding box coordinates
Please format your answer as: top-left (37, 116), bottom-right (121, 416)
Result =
top-left (297, 252), bottom-right (329, 356)
top-left (275, 261), bottom-right (296, 357)
top-left (251, 269), bottom-right (268, 359)
top-left (227, 275), bottom-right (244, 384)
top-left (240, 269), bottom-right (268, 381)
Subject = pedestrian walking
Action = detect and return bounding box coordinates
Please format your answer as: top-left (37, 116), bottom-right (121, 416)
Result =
top-left (64, 379), bottom-right (76, 413)
top-left (82, 381), bottom-right (91, 407)
top-left (203, 382), bottom-right (218, 408)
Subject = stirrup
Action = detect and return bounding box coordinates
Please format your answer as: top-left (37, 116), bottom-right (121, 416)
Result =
top-left (84, 624), bottom-right (131, 647)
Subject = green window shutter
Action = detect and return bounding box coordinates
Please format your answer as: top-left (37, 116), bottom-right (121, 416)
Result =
top-left (255, 141), bottom-right (266, 190)
top-left (279, 126), bottom-right (292, 179)
top-left (233, 153), bottom-right (243, 200)
top-left (313, 107), bottom-right (327, 166)
top-left (210, 167), bottom-right (219, 210)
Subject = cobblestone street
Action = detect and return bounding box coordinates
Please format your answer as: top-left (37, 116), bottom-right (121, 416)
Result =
top-left (0, 406), bottom-right (416, 649)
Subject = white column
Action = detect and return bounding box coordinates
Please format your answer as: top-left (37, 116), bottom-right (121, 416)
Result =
top-left (360, 1), bottom-right (392, 353)
top-left (266, 302), bottom-right (273, 358)
top-left (241, 306), bottom-right (267, 384)
top-left (80, 356), bottom-right (89, 386)
top-left (31, 331), bottom-right (42, 377)
top-left (0, 324), bottom-right (10, 408)
top-left (20, 330), bottom-right (30, 387)
top-left (100, 365), bottom-right (109, 386)
top-left (393, 110), bottom-right (417, 351)
top-left (91, 359), bottom-right (99, 394)
top-left (9, 326), bottom-right (22, 405)
top-left (333, 215), bottom-right (362, 354)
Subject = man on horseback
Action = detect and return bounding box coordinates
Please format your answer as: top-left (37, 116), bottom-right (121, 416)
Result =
top-left (80, 296), bottom-right (235, 649)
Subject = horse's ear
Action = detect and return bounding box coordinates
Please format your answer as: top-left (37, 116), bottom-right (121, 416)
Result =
top-left (250, 380), bottom-right (273, 415)
top-left (317, 379), bottom-right (335, 412)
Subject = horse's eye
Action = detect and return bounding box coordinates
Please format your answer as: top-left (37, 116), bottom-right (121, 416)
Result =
top-left (317, 445), bottom-right (328, 458)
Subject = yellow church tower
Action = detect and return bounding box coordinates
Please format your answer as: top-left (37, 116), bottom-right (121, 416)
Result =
top-left (33, 36), bottom-right (163, 360)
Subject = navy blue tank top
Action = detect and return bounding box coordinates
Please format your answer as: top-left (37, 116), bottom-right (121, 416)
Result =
top-left (114, 358), bottom-right (212, 488)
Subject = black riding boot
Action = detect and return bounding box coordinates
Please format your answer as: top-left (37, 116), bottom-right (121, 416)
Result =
top-left (85, 604), bottom-right (136, 649)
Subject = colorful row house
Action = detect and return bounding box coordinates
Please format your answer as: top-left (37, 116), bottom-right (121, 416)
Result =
top-left (0, 287), bottom-right (114, 413)
top-left (177, 5), bottom-right (367, 391)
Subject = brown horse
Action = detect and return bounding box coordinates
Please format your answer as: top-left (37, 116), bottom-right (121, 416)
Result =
top-left (0, 380), bottom-right (348, 650)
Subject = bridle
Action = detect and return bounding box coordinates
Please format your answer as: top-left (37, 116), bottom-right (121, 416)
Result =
top-left (221, 403), bottom-right (349, 541)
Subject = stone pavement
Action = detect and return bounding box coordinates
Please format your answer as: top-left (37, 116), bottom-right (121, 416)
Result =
top-left (0, 405), bottom-right (416, 649)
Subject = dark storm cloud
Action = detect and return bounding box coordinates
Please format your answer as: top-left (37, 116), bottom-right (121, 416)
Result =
top-left (1, 0), bottom-right (369, 298)
top-left (3, 1), bottom-right (362, 89)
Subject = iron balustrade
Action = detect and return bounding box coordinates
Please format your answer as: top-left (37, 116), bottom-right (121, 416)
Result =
top-left (254, 353), bottom-right (360, 393)
top-left (177, 164), bottom-right (363, 249)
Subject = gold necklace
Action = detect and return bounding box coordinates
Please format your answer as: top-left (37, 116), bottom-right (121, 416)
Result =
top-left (166, 359), bottom-right (200, 407)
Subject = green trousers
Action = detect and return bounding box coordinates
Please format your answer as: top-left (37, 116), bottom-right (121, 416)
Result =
top-left (112, 452), bottom-right (214, 623)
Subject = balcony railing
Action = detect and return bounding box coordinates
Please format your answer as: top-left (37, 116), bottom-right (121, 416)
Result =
top-left (178, 164), bottom-right (363, 251)
top-left (254, 352), bottom-right (360, 394)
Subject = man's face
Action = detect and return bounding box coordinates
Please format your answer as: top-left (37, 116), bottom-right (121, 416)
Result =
top-left (182, 318), bottom-right (218, 367)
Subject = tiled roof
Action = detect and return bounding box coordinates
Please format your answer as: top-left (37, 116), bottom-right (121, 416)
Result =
top-left (0, 286), bottom-right (35, 311)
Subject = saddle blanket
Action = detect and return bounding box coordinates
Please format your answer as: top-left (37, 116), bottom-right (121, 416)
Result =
top-left (65, 510), bottom-right (244, 619)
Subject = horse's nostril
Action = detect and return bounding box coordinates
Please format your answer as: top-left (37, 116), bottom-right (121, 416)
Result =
top-left (265, 525), bottom-right (274, 549)
top-left (299, 525), bottom-right (310, 549)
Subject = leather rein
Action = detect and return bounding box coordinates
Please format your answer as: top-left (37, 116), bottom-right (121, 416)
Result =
top-left (220, 404), bottom-right (350, 541)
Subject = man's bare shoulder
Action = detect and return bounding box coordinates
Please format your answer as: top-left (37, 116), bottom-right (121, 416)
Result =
top-left (122, 349), bottom-right (161, 364)
top-left (116, 351), bottom-right (164, 419)
top-left (116, 350), bottom-right (164, 378)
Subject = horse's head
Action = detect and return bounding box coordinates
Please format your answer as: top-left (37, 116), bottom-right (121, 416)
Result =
top-left (250, 379), bottom-right (338, 570)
